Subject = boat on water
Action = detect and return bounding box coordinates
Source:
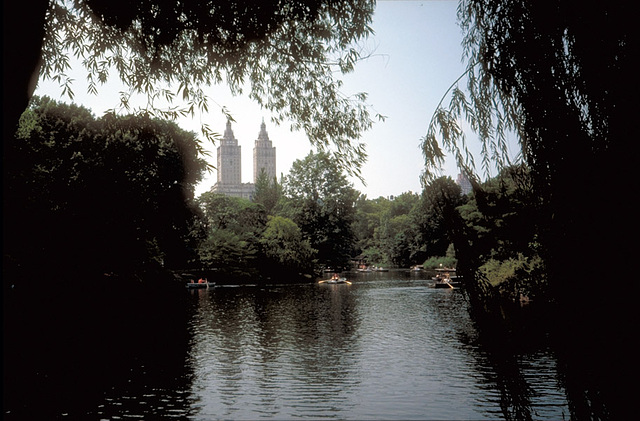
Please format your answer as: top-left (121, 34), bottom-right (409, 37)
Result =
top-left (432, 268), bottom-right (462, 289)
top-left (186, 279), bottom-right (215, 289)
top-left (319, 273), bottom-right (351, 284)
top-left (318, 278), bottom-right (352, 284)
top-left (410, 265), bottom-right (423, 272)
top-left (372, 266), bottom-right (389, 272)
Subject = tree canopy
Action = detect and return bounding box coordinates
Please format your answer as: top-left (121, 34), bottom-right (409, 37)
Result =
top-left (259, 215), bottom-right (316, 278)
top-left (423, 2), bottom-right (632, 185)
top-left (284, 151), bottom-right (359, 269)
top-left (5, 0), bottom-right (376, 176)
top-left (253, 170), bottom-right (284, 216)
top-left (422, 3), bottom-right (633, 417)
top-left (5, 96), bottom-right (207, 281)
top-left (422, 1), bottom-right (633, 306)
top-left (195, 192), bottom-right (315, 280)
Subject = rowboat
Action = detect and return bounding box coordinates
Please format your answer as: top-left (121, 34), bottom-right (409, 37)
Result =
top-left (318, 278), bottom-right (351, 285)
top-left (432, 268), bottom-right (462, 289)
top-left (186, 281), bottom-right (215, 289)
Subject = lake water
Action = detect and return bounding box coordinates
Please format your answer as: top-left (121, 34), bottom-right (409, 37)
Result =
top-left (5, 271), bottom-right (569, 420)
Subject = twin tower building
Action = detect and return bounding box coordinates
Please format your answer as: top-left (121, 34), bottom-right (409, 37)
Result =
top-left (210, 119), bottom-right (276, 200)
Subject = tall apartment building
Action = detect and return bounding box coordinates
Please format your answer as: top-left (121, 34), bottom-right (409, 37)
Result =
top-left (217, 120), bottom-right (242, 186)
top-left (210, 119), bottom-right (276, 200)
top-left (253, 119), bottom-right (276, 183)
top-left (456, 172), bottom-right (473, 196)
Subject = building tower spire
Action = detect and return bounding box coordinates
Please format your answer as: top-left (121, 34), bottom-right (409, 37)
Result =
top-left (211, 119), bottom-right (276, 200)
top-left (217, 119), bottom-right (241, 185)
top-left (257, 118), bottom-right (270, 143)
top-left (253, 119), bottom-right (276, 183)
top-left (223, 119), bottom-right (236, 144)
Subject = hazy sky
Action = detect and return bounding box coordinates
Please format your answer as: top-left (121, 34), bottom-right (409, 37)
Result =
top-left (35, 1), bottom-right (473, 199)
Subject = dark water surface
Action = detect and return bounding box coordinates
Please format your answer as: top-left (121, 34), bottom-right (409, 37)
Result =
top-left (5, 271), bottom-right (569, 420)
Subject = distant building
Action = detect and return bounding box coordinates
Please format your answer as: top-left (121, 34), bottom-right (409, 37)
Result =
top-left (253, 119), bottom-right (276, 183)
top-left (210, 120), bottom-right (276, 200)
top-left (210, 182), bottom-right (257, 200)
top-left (216, 120), bottom-right (242, 186)
top-left (456, 172), bottom-right (473, 195)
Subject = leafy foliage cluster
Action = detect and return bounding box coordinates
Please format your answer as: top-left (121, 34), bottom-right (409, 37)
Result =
top-left (352, 178), bottom-right (466, 268)
top-left (422, 2), bottom-right (632, 309)
top-left (351, 168), bottom-right (547, 304)
top-left (198, 172), bottom-right (467, 276)
top-left (6, 100), bottom-right (357, 284)
top-left (420, 5), bottom-right (633, 416)
top-left (281, 151), bottom-right (359, 270)
top-left (453, 166), bottom-right (547, 303)
top-left (260, 216), bottom-right (316, 277)
top-left (194, 189), bottom-right (315, 281)
top-left (37, 0), bottom-right (376, 177)
top-left (194, 151), bottom-right (359, 280)
top-left (353, 192), bottom-right (422, 267)
top-left (5, 96), bottom-right (207, 282)
top-left (196, 192), bottom-right (267, 277)
top-left (194, 151), bottom-right (362, 278)
top-left (422, 252), bottom-right (457, 271)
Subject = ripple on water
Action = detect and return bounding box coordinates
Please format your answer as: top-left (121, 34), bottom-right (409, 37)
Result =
top-left (93, 279), bottom-right (568, 420)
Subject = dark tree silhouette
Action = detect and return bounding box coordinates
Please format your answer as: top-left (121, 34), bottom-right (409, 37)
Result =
top-left (4, 0), bottom-right (375, 173)
top-left (5, 96), bottom-right (207, 281)
top-left (424, 2), bottom-right (633, 418)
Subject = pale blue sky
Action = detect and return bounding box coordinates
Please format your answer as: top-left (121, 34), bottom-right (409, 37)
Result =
top-left (35, 1), bottom-right (477, 198)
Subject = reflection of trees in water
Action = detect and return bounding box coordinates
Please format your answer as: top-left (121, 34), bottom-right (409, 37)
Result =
top-left (188, 281), bottom-right (613, 420)
top-left (437, 293), bottom-right (566, 421)
top-left (553, 324), bottom-right (627, 421)
top-left (188, 284), bottom-right (362, 417)
top-left (476, 341), bottom-right (536, 421)
top-left (459, 297), bottom-right (628, 420)
top-left (5, 279), bottom-right (195, 419)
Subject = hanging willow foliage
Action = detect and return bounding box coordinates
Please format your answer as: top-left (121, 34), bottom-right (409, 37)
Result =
top-left (421, 53), bottom-right (525, 187)
top-left (423, 0), bottom-right (631, 200)
top-left (38, 0), bottom-right (377, 178)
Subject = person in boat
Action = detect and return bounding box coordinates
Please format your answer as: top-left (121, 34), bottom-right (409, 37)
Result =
top-left (198, 278), bottom-right (207, 284)
top-left (331, 273), bottom-right (340, 280)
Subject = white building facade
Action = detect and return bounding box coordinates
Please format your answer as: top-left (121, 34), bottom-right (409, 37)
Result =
top-left (456, 172), bottom-right (473, 196)
top-left (253, 119), bottom-right (276, 183)
top-left (210, 120), bottom-right (276, 200)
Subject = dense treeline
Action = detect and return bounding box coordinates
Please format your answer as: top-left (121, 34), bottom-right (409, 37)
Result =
top-left (4, 99), bottom-right (355, 284)
top-left (4, 96), bottom-right (207, 284)
top-left (5, 97), bottom-right (546, 296)
top-left (194, 151), bottom-right (356, 280)
top-left (4, 97), bottom-right (204, 419)
top-left (352, 169), bottom-right (547, 307)
top-left (5, 96), bottom-right (616, 420)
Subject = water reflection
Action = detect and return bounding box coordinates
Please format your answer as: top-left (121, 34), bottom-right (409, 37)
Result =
top-left (184, 273), bottom-right (569, 420)
top-left (4, 273), bottom-right (571, 419)
top-left (424, 285), bottom-right (569, 421)
top-left (4, 280), bottom-right (196, 420)
top-left (187, 284), bottom-right (363, 419)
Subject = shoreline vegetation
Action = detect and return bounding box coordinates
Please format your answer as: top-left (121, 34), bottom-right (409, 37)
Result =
top-left (5, 98), bottom-right (549, 307)
top-left (4, 2), bottom-right (632, 418)
top-left (4, 94), bottom-right (627, 421)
